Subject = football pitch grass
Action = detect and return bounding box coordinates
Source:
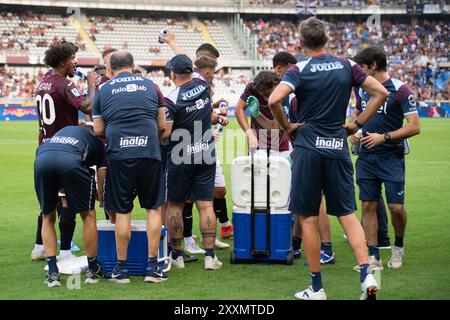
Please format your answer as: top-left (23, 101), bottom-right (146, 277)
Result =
top-left (0, 119), bottom-right (449, 300)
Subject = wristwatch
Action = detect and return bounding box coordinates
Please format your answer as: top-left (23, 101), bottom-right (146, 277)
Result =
top-left (354, 119), bottom-right (364, 129)
top-left (384, 133), bottom-right (391, 142)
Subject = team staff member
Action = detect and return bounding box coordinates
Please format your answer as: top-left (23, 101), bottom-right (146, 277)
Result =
top-left (93, 51), bottom-right (169, 284)
top-left (247, 59), bottom-right (336, 263)
top-left (164, 54), bottom-right (228, 271)
top-left (269, 17), bottom-right (388, 300)
top-left (34, 126), bottom-right (106, 287)
top-left (182, 55), bottom-right (232, 255)
top-left (351, 45), bottom-right (421, 270)
top-left (31, 41), bottom-right (97, 261)
top-left (159, 32), bottom-right (233, 250)
top-left (238, 52), bottom-right (335, 263)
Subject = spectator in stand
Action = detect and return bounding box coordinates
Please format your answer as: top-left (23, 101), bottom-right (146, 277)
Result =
top-left (0, 12), bottom-right (448, 101)
top-left (244, 17), bottom-right (449, 100)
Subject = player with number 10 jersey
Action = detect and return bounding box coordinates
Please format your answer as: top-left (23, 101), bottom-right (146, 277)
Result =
top-left (30, 41), bottom-right (97, 263)
top-left (35, 41), bottom-right (96, 145)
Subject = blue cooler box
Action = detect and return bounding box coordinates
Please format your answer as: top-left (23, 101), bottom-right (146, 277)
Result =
top-left (231, 207), bottom-right (293, 264)
top-left (97, 220), bottom-right (168, 275)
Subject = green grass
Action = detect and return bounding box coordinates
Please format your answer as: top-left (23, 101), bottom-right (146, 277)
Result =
top-left (0, 119), bottom-right (449, 300)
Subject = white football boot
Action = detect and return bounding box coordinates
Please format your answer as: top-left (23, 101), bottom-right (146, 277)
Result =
top-left (294, 286), bottom-right (327, 300)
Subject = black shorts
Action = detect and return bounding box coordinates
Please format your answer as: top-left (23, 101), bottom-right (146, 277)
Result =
top-left (160, 144), bottom-right (169, 202)
top-left (166, 161), bottom-right (215, 203)
top-left (160, 143), bottom-right (169, 172)
top-left (289, 147), bottom-right (356, 217)
top-left (34, 151), bottom-right (96, 215)
top-left (105, 158), bottom-right (164, 214)
top-left (356, 152), bottom-right (406, 204)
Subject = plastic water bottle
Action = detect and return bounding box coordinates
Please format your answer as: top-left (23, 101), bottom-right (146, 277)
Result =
top-left (214, 101), bottom-right (227, 135)
top-left (75, 67), bottom-right (88, 80)
top-left (158, 28), bottom-right (169, 44)
top-left (219, 101), bottom-right (228, 109)
top-left (218, 101), bottom-right (228, 115)
top-left (351, 129), bottom-right (363, 155)
top-left (215, 123), bottom-right (223, 134)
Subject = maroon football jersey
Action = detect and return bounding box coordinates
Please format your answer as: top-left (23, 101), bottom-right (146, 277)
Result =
top-left (240, 82), bottom-right (290, 152)
top-left (35, 72), bottom-right (84, 145)
top-left (97, 75), bottom-right (110, 87)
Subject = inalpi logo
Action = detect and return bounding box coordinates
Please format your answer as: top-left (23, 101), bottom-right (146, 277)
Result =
top-left (186, 141), bottom-right (210, 154)
top-left (120, 136), bottom-right (148, 148)
top-left (315, 137), bottom-right (344, 150)
top-left (49, 136), bottom-right (79, 145)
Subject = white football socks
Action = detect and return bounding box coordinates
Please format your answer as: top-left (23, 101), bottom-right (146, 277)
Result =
top-left (59, 250), bottom-right (73, 259)
top-left (184, 237), bottom-right (195, 246)
top-left (34, 244), bottom-right (44, 251)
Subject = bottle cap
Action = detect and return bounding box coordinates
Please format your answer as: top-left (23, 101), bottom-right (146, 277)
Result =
top-left (356, 129), bottom-right (363, 138)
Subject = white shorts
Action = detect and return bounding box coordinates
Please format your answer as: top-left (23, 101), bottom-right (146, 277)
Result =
top-left (214, 158), bottom-right (226, 188)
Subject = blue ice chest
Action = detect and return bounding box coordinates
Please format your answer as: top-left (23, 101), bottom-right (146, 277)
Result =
top-left (231, 207), bottom-right (294, 264)
top-left (97, 220), bottom-right (169, 275)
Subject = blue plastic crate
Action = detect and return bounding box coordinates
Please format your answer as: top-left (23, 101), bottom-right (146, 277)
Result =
top-left (232, 208), bottom-right (293, 264)
top-left (97, 220), bottom-right (168, 275)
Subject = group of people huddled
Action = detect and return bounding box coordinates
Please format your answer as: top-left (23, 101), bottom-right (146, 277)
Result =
top-left (32, 17), bottom-right (420, 300)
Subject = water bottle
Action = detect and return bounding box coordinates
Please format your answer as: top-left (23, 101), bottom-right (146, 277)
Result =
top-left (75, 67), bottom-right (88, 80)
top-left (219, 101), bottom-right (228, 109)
top-left (351, 129), bottom-right (363, 155)
top-left (214, 101), bottom-right (227, 135)
top-left (158, 27), bottom-right (169, 44)
top-left (217, 101), bottom-right (228, 116)
top-left (215, 123), bottom-right (223, 135)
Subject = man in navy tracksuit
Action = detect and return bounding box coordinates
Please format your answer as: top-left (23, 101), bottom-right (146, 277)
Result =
top-left (164, 54), bottom-right (225, 271)
top-left (269, 17), bottom-right (389, 300)
top-left (351, 45), bottom-right (421, 271)
top-left (34, 125), bottom-right (106, 287)
top-left (93, 51), bottom-right (169, 284)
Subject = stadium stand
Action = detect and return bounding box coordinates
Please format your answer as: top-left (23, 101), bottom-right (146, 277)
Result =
top-left (89, 16), bottom-right (205, 61)
top-left (244, 17), bottom-right (448, 61)
top-left (0, 66), bottom-right (87, 99)
top-left (0, 66), bottom-right (40, 98)
top-left (244, 17), bottom-right (449, 100)
top-left (0, 6), bottom-right (448, 103)
top-left (204, 20), bottom-right (240, 59)
top-left (0, 64), bottom-right (251, 106)
top-left (0, 11), bottom-right (91, 59)
top-left (86, 16), bottom-right (245, 62)
top-left (244, 0), bottom-right (448, 7)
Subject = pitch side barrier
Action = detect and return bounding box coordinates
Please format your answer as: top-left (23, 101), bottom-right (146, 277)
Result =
top-left (1, 101), bottom-right (450, 121)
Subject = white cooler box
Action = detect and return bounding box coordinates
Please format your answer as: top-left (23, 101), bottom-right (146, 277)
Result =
top-left (230, 151), bottom-right (293, 264)
top-left (231, 151), bottom-right (291, 209)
